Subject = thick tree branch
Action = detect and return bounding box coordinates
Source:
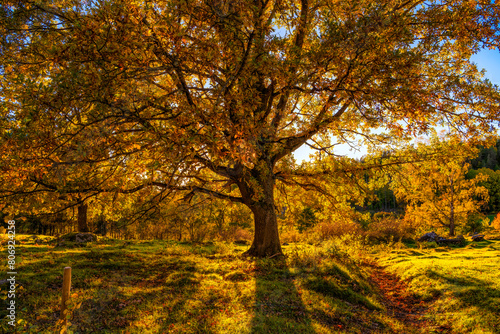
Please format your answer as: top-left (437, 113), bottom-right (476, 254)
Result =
top-left (270, 0), bottom-right (309, 132)
top-left (272, 98), bottom-right (352, 163)
top-left (24, 176), bottom-right (244, 204)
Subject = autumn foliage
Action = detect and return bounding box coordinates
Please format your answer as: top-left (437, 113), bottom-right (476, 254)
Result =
top-left (1, 1), bottom-right (499, 256)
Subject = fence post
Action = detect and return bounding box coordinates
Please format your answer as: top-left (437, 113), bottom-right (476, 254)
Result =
top-left (60, 267), bottom-right (72, 320)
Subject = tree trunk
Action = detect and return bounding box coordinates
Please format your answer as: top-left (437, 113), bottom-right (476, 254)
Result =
top-left (245, 202), bottom-right (283, 257)
top-left (240, 159), bottom-right (283, 258)
top-left (448, 176), bottom-right (456, 237)
top-left (77, 204), bottom-right (90, 233)
top-left (97, 215), bottom-right (107, 236)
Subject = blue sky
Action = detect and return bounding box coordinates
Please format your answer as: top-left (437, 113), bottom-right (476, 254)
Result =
top-left (471, 48), bottom-right (500, 86)
top-left (293, 48), bottom-right (500, 162)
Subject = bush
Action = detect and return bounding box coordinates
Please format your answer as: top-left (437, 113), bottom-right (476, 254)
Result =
top-left (280, 229), bottom-right (302, 243)
top-left (323, 234), bottom-right (367, 263)
top-left (492, 212), bottom-right (500, 230)
top-left (365, 216), bottom-right (415, 243)
top-left (231, 227), bottom-right (253, 242)
top-left (312, 220), bottom-right (364, 241)
top-left (463, 213), bottom-right (489, 234)
top-left (372, 212), bottom-right (397, 221)
top-left (217, 225), bottom-right (253, 243)
top-left (287, 244), bottom-right (324, 268)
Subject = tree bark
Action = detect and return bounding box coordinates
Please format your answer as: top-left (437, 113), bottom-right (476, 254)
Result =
top-left (77, 204), bottom-right (90, 233)
top-left (240, 159), bottom-right (283, 258)
top-left (449, 176), bottom-right (456, 237)
top-left (449, 222), bottom-right (455, 237)
top-left (245, 202), bottom-right (283, 257)
top-left (97, 214), bottom-right (107, 236)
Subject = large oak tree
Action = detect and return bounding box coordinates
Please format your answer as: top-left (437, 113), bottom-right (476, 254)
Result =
top-left (1, 0), bottom-right (499, 256)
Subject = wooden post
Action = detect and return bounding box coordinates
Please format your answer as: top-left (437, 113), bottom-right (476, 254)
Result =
top-left (60, 267), bottom-right (72, 320)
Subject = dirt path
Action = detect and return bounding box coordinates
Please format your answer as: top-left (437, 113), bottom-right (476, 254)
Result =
top-left (366, 262), bottom-right (451, 333)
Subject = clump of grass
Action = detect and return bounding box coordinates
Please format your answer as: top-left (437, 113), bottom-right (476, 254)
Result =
top-left (418, 241), bottom-right (438, 249)
top-left (224, 270), bottom-right (250, 282)
top-left (303, 276), bottom-right (380, 310)
top-left (287, 243), bottom-right (325, 268)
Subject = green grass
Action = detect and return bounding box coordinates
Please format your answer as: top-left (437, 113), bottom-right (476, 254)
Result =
top-left (1, 234), bottom-right (499, 333)
top-left (0, 235), bottom-right (417, 334)
top-left (376, 238), bottom-right (500, 334)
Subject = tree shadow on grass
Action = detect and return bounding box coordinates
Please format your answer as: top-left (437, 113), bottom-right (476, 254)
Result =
top-left (429, 270), bottom-right (500, 313)
top-left (426, 270), bottom-right (500, 332)
top-left (70, 256), bottom-right (215, 333)
top-left (21, 248), bottom-right (216, 334)
top-left (250, 258), bottom-right (315, 334)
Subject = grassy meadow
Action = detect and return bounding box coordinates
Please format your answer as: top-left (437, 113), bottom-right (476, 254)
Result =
top-left (0, 233), bottom-right (499, 333)
top-left (376, 237), bottom-right (500, 334)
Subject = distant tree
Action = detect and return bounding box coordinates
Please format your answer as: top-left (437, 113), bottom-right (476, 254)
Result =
top-left (470, 140), bottom-right (500, 171)
top-left (486, 147), bottom-right (498, 170)
top-left (463, 212), bottom-right (488, 235)
top-left (467, 168), bottom-right (500, 213)
top-left (296, 207), bottom-right (318, 233)
top-left (392, 136), bottom-right (489, 236)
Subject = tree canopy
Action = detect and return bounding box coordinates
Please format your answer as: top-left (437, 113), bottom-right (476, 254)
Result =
top-left (1, 0), bottom-right (499, 256)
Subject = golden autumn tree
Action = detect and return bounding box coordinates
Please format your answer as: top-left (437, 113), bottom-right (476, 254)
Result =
top-left (391, 135), bottom-right (489, 236)
top-left (1, 0), bottom-right (499, 256)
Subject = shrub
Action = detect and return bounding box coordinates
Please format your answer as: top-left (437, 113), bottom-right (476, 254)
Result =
top-left (365, 216), bottom-right (415, 243)
top-left (231, 227), bottom-right (253, 242)
top-left (280, 229), bottom-right (302, 243)
top-left (372, 211), bottom-right (397, 221)
top-left (312, 219), bottom-right (364, 241)
top-left (287, 244), bottom-right (324, 269)
top-left (463, 213), bottom-right (489, 234)
top-left (492, 212), bottom-right (500, 230)
top-left (217, 225), bottom-right (252, 242)
top-left (323, 234), bottom-right (367, 263)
